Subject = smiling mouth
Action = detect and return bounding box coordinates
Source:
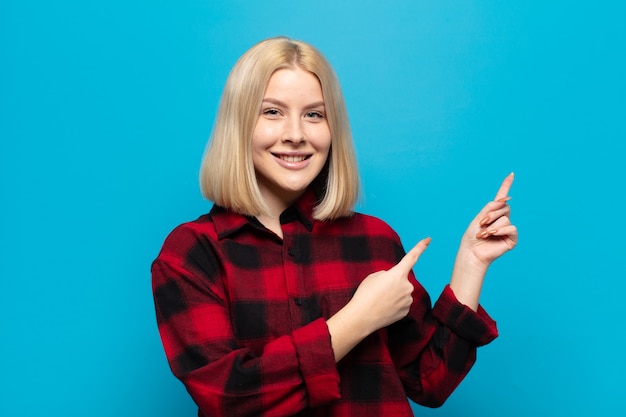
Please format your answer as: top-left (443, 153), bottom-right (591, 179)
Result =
top-left (273, 154), bottom-right (311, 163)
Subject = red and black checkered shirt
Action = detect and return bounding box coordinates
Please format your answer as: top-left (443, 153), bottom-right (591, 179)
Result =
top-left (152, 188), bottom-right (498, 416)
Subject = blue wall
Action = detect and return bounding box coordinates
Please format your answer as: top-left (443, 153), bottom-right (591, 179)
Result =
top-left (1, 1), bottom-right (624, 416)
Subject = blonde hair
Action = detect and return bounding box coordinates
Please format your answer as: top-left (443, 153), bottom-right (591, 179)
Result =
top-left (200, 37), bottom-right (359, 220)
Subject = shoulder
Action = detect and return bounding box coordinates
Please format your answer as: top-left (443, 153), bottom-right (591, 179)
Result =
top-left (152, 211), bottom-right (224, 269)
top-left (152, 213), bottom-right (229, 306)
top-left (161, 213), bottom-right (216, 248)
top-left (152, 212), bottom-right (227, 287)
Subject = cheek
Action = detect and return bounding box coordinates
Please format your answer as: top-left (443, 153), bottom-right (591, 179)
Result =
top-left (322, 133), bottom-right (332, 156)
top-left (321, 142), bottom-right (331, 160)
top-left (251, 122), bottom-right (276, 148)
top-left (312, 125), bottom-right (332, 151)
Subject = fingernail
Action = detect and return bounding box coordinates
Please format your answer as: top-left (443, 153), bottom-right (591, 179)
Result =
top-left (496, 196), bottom-right (512, 203)
top-left (488, 229), bottom-right (498, 235)
top-left (477, 230), bottom-right (489, 238)
top-left (479, 216), bottom-right (490, 226)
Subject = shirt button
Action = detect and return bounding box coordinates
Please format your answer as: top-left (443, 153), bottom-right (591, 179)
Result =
top-left (287, 248), bottom-right (295, 257)
top-left (294, 298), bottom-right (302, 306)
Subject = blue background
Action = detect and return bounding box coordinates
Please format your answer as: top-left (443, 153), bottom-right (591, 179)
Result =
top-left (1, 1), bottom-right (625, 415)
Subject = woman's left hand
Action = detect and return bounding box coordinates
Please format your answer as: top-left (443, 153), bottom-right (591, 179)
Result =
top-left (460, 173), bottom-right (518, 268)
top-left (449, 173), bottom-right (518, 310)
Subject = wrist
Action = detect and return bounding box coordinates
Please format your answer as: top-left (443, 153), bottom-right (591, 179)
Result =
top-left (342, 299), bottom-right (375, 337)
top-left (454, 248), bottom-right (490, 276)
top-left (326, 301), bottom-right (371, 362)
top-left (449, 250), bottom-right (489, 311)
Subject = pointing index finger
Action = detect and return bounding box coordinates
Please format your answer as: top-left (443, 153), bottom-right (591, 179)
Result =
top-left (392, 237), bottom-right (431, 274)
top-left (495, 172), bottom-right (515, 201)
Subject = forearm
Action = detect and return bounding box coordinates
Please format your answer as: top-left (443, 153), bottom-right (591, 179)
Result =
top-left (175, 320), bottom-right (340, 415)
top-left (326, 302), bottom-right (371, 362)
top-left (449, 250), bottom-right (489, 311)
top-left (392, 284), bottom-right (498, 407)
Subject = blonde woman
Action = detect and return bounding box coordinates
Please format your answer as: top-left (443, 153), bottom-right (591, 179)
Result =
top-left (152, 37), bottom-right (517, 417)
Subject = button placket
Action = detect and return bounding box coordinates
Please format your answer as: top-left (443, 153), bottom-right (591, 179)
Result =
top-left (282, 231), bottom-right (303, 324)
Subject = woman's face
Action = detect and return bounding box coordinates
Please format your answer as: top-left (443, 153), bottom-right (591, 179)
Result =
top-left (251, 66), bottom-right (331, 213)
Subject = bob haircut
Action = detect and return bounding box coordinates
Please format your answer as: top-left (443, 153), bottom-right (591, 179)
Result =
top-left (199, 37), bottom-right (360, 220)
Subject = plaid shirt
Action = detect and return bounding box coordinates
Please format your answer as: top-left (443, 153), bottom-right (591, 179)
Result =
top-left (152, 188), bottom-right (498, 416)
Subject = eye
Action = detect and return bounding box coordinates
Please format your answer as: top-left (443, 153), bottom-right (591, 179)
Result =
top-left (306, 111), bottom-right (325, 120)
top-left (262, 108), bottom-right (281, 117)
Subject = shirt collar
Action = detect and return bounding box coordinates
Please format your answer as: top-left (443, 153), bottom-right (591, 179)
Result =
top-left (211, 188), bottom-right (317, 239)
top-left (280, 188), bottom-right (316, 231)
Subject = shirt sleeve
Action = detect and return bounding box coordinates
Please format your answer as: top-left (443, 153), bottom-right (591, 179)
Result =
top-left (387, 274), bottom-right (498, 408)
top-left (151, 224), bottom-right (340, 416)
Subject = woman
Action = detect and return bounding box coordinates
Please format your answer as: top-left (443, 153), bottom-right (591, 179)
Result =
top-left (152, 36), bottom-right (517, 416)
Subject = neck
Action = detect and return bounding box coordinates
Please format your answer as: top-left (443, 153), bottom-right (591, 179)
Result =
top-left (257, 214), bottom-right (283, 238)
top-left (255, 185), bottom-right (308, 239)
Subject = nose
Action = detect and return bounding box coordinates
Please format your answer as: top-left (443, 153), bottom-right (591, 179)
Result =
top-left (282, 117), bottom-right (305, 144)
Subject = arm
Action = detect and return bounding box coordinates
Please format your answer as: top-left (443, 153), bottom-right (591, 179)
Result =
top-left (152, 226), bottom-right (340, 417)
top-left (322, 231), bottom-right (496, 407)
top-left (390, 174), bottom-right (516, 406)
top-left (389, 280), bottom-right (498, 407)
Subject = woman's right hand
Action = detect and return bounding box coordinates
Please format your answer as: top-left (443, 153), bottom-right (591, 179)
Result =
top-left (350, 237), bottom-right (431, 334)
top-left (327, 237), bottom-right (430, 362)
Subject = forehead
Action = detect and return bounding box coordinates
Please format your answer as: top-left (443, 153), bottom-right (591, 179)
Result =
top-left (263, 66), bottom-right (324, 102)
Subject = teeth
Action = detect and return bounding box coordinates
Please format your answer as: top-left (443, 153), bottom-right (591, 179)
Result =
top-left (279, 155), bottom-right (307, 162)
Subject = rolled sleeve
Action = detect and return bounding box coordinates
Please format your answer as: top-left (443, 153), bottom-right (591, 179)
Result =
top-left (292, 318), bottom-right (341, 407)
top-left (432, 285), bottom-right (498, 346)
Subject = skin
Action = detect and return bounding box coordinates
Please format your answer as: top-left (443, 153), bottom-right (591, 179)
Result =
top-left (251, 66), bottom-right (518, 362)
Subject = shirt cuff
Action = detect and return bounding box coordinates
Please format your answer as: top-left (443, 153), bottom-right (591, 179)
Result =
top-left (432, 285), bottom-right (498, 346)
top-left (292, 318), bottom-right (341, 407)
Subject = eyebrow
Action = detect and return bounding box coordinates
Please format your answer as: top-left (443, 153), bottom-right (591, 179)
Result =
top-left (262, 98), bottom-right (325, 110)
